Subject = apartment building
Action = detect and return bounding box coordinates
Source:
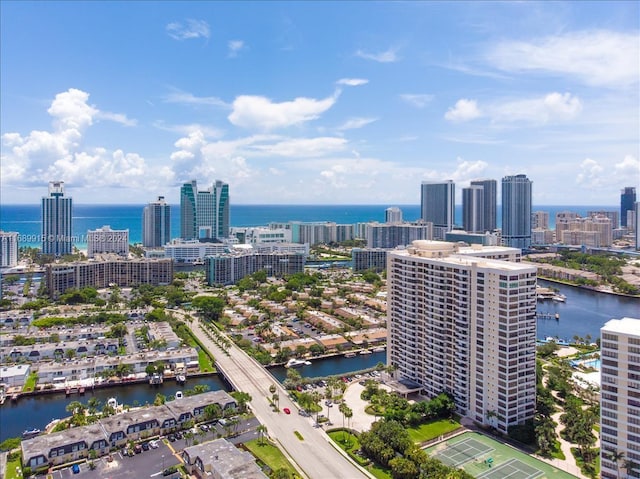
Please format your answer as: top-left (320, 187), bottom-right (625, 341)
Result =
top-left (600, 317), bottom-right (640, 479)
top-left (87, 225), bottom-right (129, 258)
top-left (205, 251), bottom-right (305, 286)
top-left (387, 240), bottom-right (537, 433)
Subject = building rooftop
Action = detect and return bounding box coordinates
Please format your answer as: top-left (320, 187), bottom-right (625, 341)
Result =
top-left (602, 317), bottom-right (640, 336)
top-left (183, 438), bottom-right (267, 479)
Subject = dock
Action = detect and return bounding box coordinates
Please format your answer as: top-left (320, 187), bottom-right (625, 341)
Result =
top-left (536, 312), bottom-right (560, 320)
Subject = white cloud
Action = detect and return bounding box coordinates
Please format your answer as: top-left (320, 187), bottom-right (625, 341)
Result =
top-left (166, 19), bottom-right (210, 41)
top-left (576, 155), bottom-right (639, 189)
top-left (251, 137), bottom-right (347, 157)
top-left (400, 94), bottom-right (434, 108)
top-left (336, 78), bottom-right (369, 86)
top-left (487, 30), bottom-right (640, 88)
top-left (164, 89), bottom-right (229, 108)
top-left (448, 159), bottom-right (489, 182)
top-left (337, 117), bottom-right (377, 131)
top-left (96, 111), bottom-right (137, 127)
top-left (490, 92), bottom-right (582, 124)
top-left (228, 40), bottom-right (245, 58)
top-left (444, 99), bottom-right (482, 122)
top-left (153, 120), bottom-right (224, 139)
top-left (0, 89), bottom-right (156, 192)
top-left (355, 47), bottom-right (399, 63)
top-left (228, 93), bottom-right (337, 130)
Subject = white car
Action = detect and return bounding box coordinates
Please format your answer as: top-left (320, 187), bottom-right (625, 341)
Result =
top-left (149, 440), bottom-right (159, 449)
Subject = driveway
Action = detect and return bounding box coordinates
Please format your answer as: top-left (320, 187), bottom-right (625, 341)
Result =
top-left (341, 381), bottom-right (390, 432)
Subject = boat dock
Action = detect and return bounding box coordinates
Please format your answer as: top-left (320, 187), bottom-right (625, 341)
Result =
top-left (536, 312), bottom-right (560, 320)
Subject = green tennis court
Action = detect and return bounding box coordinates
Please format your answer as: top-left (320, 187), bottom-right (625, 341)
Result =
top-left (477, 458), bottom-right (543, 479)
top-left (433, 437), bottom-right (494, 467)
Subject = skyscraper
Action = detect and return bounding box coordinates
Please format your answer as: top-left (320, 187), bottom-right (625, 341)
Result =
top-left (420, 180), bottom-right (455, 240)
top-left (41, 181), bottom-right (73, 256)
top-left (0, 231), bottom-right (19, 268)
top-left (385, 207), bottom-right (403, 224)
top-left (600, 317), bottom-right (640, 479)
top-left (180, 180), bottom-right (230, 240)
top-left (470, 179), bottom-right (497, 232)
top-left (387, 240), bottom-right (537, 433)
top-left (501, 174), bottom-right (532, 249)
top-left (621, 187), bottom-right (637, 228)
top-left (143, 196), bottom-right (171, 248)
top-left (462, 185), bottom-right (484, 233)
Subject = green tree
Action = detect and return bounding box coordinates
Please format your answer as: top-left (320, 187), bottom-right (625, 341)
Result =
top-left (257, 424), bottom-right (268, 445)
top-left (192, 295), bottom-right (225, 322)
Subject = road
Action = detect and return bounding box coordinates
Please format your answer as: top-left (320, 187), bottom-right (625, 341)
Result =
top-left (189, 317), bottom-right (370, 479)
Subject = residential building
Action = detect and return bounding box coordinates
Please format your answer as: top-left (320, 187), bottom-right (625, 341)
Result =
top-left (445, 230), bottom-right (500, 246)
top-left (531, 228), bottom-right (555, 245)
top-left (164, 239), bottom-right (229, 264)
top-left (290, 221), bottom-right (354, 245)
top-left (470, 179), bottom-right (497, 232)
top-left (45, 258), bottom-right (173, 298)
top-left (0, 364), bottom-right (30, 387)
top-left (462, 185), bottom-right (484, 233)
top-left (181, 180), bottom-right (230, 240)
top-left (600, 317), bottom-right (640, 479)
top-left (87, 225), bottom-right (129, 258)
top-left (557, 216), bottom-right (613, 247)
top-left (531, 211), bottom-right (550, 230)
top-left (588, 210), bottom-right (619, 230)
top-left (501, 174), bottom-right (532, 249)
top-left (0, 231), bottom-right (19, 268)
top-left (182, 439), bottom-right (267, 479)
top-left (385, 207), bottom-right (403, 224)
top-left (142, 196), bottom-right (171, 248)
top-left (420, 180), bottom-right (455, 240)
top-left (366, 222), bottom-right (432, 249)
top-left (621, 187), bottom-right (637, 228)
top-left (206, 251), bottom-right (305, 286)
top-left (352, 248), bottom-right (388, 272)
top-left (232, 226), bottom-right (292, 245)
top-left (42, 181), bottom-right (73, 256)
top-left (387, 240), bottom-right (537, 434)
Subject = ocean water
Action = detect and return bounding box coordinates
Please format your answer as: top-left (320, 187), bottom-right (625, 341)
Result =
top-left (0, 204), bottom-right (615, 247)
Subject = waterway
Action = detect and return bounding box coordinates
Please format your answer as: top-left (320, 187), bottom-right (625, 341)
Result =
top-left (0, 376), bottom-right (227, 442)
top-left (535, 279), bottom-right (639, 342)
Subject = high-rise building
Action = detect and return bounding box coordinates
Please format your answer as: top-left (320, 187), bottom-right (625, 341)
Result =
top-left (600, 317), bottom-right (640, 479)
top-left (366, 222), bottom-right (433, 249)
top-left (41, 181), bottom-right (73, 256)
top-left (0, 231), bottom-right (19, 268)
top-left (143, 196), bottom-right (171, 248)
top-left (387, 240), bottom-right (537, 433)
top-left (87, 225), bottom-right (129, 258)
top-left (501, 174), bottom-right (532, 249)
top-left (531, 211), bottom-right (550, 230)
top-left (420, 180), bottom-right (455, 240)
top-left (385, 207), bottom-right (403, 224)
top-left (462, 185), bottom-right (484, 233)
top-left (588, 210), bottom-right (619, 230)
top-left (470, 179), bottom-right (497, 232)
top-left (621, 187), bottom-right (637, 228)
top-left (180, 180), bottom-right (230, 240)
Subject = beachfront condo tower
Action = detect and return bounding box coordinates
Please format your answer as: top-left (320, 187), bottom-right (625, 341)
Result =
top-left (470, 179), bottom-right (497, 232)
top-left (600, 317), bottom-right (640, 479)
top-left (41, 181), bottom-right (73, 256)
top-left (180, 180), bottom-right (230, 241)
top-left (501, 174), bottom-right (532, 249)
top-left (621, 187), bottom-right (637, 228)
top-left (143, 196), bottom-right (171, 248)
top-left (420, 180), bottom-right (455, 240)
top-left (387, 240), bottom-right (537, 434)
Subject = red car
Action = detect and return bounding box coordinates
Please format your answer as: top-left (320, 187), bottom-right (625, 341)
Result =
top-left (283, 408), bottom-right (291, 414)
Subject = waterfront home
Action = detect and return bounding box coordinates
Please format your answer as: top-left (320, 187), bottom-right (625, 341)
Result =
top-left (0, 364), bottom-right (30, 387)
top-left (20, 390), bottom-right (239, 472)
top-left (21, 423), bottom-right (109, 470)
top-left (182, 438), bottom-right (267, 479)
top-left (0, 311), bottom-right (33, 326)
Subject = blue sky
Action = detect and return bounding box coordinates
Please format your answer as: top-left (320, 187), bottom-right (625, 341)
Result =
top-left (1, 1), bottom-right (638, 205)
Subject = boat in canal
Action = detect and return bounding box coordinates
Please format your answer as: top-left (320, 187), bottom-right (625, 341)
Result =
top-left (285, 358), bottom-right (312, 368)
top-left (22, 428), bottom-right (41, 439)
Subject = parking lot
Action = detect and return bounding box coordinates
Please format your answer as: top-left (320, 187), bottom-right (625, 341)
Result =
top-left (46, 416), bottom-right (260, 479)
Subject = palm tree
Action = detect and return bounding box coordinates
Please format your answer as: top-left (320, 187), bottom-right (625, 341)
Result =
top-left (257, 425), bottom-right (268, 445)
top-left (624, 459), bottom-right (639, 479)
top-left (272, 393), bottom-right (279, 411)
top-left (606, 449), bottom-right (625, 479)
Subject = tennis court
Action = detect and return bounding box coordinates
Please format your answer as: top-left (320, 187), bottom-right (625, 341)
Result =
top-left (433, 437), bottom-right (494, 467)
top-left (477, 458), bottom-right (543, 479)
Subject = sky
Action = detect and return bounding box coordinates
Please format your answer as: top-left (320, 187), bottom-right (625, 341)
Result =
top-left (1, 1), bottom-right (638, 205)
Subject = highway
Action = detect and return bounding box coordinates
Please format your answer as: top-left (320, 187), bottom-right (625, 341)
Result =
top-left (188, 317), bottom-right (370, 479)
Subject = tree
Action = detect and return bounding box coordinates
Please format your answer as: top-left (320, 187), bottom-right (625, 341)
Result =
top-left (154, 393), bottom-right (166, 406)
top-left (389, 457), bottom-right (419, 479)
top-left (606, 449), bottom-right (625, 479)
top-left (87, 397), bottom-right (101, 415)
top-left (257, 425), bottom-right (268, 445)
top-left (192, 295), bottom-right (225, 322)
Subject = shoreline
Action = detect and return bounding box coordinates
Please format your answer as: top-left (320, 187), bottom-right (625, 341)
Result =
top-left (538, 276), bottom-right (640, 299)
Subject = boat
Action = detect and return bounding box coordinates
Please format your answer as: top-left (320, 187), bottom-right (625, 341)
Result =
top-left (372, 346), bottom-right (386, 352)
top-left (78, 386), bottom-right (85, 395)
top-left (107, 397), bottom-right (118, 409)
top-left (22, 428), bottom-right (41, 439)
top-left (11, 393), bottom-right (18, 402)
top-left (344, 352), bottom-right (356, 358)
top-left (149, 373), bottom-right (163, 385)
top-left (552, 294), bottom-right (566, 302)
top-left (359, 349), bottom-right (372, 355)
top-left (175, 391), bottom-right (184, 400)
top-left (285, 358), bottom-right (312, 368)
top-left (176, 374), bottom-right (186, 384)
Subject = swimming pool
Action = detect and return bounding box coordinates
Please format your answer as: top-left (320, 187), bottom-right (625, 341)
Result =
top-left (581, 358), bottom-right (601, 370)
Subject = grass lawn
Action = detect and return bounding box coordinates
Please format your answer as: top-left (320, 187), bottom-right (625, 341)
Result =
top-left (244, 438), bottom-right (298, 476)
top-left (5, 455), bottom-right (23, 479)
top-left (328, 430), bottom-right (391, 479)
top-left (22, 373), bottom-right (38, 392)
top-left (407, 418), bottom-right (461, 443)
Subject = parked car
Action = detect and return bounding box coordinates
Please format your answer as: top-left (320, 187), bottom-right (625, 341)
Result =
top-left (141, 442), bottom-right (149, 451)
top-left (168, 433), bottom-right (176, 442)
top-left (134, 444), bottom-right (142, 454)
top-left (149, 440), bottom-right (159, 449)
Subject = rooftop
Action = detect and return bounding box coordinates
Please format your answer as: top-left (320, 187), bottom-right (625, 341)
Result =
top-left (602, 317), bottom-right (640, 336)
